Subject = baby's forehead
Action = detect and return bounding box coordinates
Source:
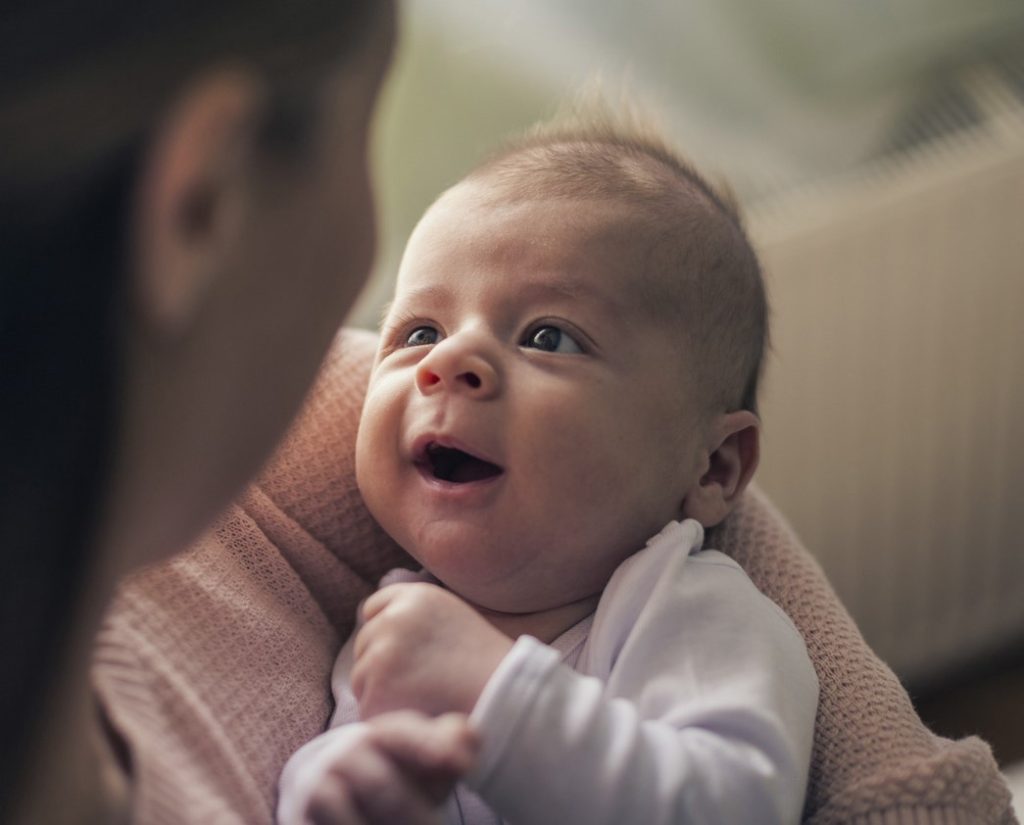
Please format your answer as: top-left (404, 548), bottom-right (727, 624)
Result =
top-left (405, 185), bottom-right (689, 317)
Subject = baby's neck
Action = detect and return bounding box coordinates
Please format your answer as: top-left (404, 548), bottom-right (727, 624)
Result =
top-left (472, 593), bottom-right (601, 645)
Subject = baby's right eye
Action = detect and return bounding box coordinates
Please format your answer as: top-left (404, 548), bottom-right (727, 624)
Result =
top-left (405, 325), bottom-right (441, 347)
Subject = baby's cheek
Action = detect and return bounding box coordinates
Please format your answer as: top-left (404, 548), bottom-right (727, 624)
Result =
top-left (550, 426), bottom-right (632, 498)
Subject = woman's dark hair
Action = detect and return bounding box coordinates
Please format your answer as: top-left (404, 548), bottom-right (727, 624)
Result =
top-left (0, 0), bottom-right (375, 805)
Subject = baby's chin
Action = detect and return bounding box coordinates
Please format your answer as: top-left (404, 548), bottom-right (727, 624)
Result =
top-left (402, 533), bottom-right (520, 584)
top-left (412, 560), bottom-right (525, 612)
top-left (425, 562), bottom-right (599, 620)
top-left (399, 527), bottom-right (604, 612)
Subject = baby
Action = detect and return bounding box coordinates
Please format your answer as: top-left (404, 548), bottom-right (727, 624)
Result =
top-left (278, 116), bottom-right (819, 825)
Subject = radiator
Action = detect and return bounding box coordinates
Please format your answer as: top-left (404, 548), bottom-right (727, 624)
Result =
top-left (750, 69), bottom-right (1024, 685)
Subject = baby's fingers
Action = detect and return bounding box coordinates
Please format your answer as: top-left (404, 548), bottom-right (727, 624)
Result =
top-left (316, 738), bottom-right (443, 825)
top-left (369, 712), bottom-right (478, 803)
top-left (306, 776), bottom-right (367, 825)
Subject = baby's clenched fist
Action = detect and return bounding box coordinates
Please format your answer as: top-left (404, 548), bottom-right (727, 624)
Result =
top-left (352, 582), bottom-right (513, 720)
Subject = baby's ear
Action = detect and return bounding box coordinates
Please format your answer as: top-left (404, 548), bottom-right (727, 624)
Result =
top-left (681, 411), bottom-right (760, 528)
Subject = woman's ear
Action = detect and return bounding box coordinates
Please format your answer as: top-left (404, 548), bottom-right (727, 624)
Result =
top-left (681, 410), bottom-right (760, 528)
top-left (133, 70), bottom-right (262, 335)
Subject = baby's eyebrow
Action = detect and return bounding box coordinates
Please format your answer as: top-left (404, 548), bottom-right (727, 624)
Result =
top-left (378, 284), bottom-right (452, 328)
top-left (384, 277), bottom-right (627, 323)
top-left (516, 277), bottom-right (628, 318)
top-left (518, 278), bottom-right (585, 303)
top-left (388, 283), bottom-right (455, 313)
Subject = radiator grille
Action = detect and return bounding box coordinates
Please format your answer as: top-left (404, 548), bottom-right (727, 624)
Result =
top-left (750, 72), bottom-right (1024, 684)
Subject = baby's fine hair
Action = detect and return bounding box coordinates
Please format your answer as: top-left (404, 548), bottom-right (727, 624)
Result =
top-left (465, 104), bottom-right (768, 418)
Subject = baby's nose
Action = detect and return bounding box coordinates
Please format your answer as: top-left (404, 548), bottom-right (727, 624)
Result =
top-left (416, 345), bottom-right (499, 399)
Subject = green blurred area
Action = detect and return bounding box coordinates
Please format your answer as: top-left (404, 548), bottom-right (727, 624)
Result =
top-left (350, 0), bottom-right (1024, 329)
top-left (354, 22), bottom-right (552, 327)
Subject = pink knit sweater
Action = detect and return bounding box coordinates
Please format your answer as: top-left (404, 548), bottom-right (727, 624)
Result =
top-left (93, 329), bottom-right (1016, 824)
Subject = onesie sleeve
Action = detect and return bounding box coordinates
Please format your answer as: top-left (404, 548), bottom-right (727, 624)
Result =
top-left (465, 533), bottom-right (819, 825)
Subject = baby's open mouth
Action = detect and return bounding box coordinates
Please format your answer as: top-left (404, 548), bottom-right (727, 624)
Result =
top-left (419, 442), bottom-right (504, 484)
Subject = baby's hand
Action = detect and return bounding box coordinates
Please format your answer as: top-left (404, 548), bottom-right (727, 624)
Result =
top-left (352, 582), bottom-right (513, 719)
top-left (284, 711), bottom-right (476, 825)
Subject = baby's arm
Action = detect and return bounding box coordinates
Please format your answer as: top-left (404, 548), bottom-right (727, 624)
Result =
top-left (276, 710), bottom-right (476, 825)
top-left (467, 550), bottom-right (819, 825)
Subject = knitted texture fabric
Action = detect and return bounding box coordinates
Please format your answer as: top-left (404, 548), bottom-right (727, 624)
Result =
top-left (712, 500), bottom-right (1015, 824)
top-left (93, 328), bottom-right (1016, 824)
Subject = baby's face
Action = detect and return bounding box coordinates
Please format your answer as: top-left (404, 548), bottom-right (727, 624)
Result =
top-left (356, 182), bottom-right (709, 614)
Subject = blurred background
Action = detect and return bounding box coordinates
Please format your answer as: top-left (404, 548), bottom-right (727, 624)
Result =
top-left (352, 0), bottom-right (1024, 804)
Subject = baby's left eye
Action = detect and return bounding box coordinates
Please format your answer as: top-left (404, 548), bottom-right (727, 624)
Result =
top-left (405, 325), bottom-right (441, 347)
top-left (523, 325), bottom-right (582, 354)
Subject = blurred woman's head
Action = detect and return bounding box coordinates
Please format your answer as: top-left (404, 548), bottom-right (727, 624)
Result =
top-left (0, 0), bottom-right (395, 800)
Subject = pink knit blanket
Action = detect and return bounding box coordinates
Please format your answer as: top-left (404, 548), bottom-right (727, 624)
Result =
top-left (94, 329), bottom-right (1016, 824)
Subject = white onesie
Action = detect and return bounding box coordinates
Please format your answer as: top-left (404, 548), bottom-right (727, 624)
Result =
top-left (278, 519), bottom-right (819, 824)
